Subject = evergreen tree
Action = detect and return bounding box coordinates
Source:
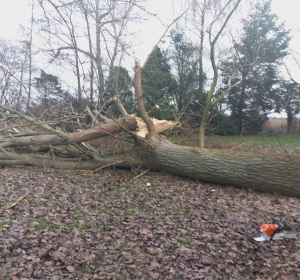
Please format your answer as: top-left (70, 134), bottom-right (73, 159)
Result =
top-left (222, 0), bottom-right (290, 134)
top-left (34, 70), bottom-right (64, 109)
top-left (106, 66), bottom-right (135, 114)
top-left (168, 30), bottom-right (199, 115)
top-left (279, 80), bottom-right (300, 133)
top-left (142, 47), bottom-right (176, 119)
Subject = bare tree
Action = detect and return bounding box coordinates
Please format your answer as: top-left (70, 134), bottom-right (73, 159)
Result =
top-left (27, 0), bottom-right (35, 111)
top-left (37, 0), bottom-right (144, 109)
top-left (192, 0), bottom-right (243, 147)
top-left (0, 38), bottom-right (31, 110)
top-left (39, 0), bottom-right (83, 103)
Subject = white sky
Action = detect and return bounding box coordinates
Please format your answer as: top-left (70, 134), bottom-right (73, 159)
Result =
top-left (0, 0), bottom-right (299, 117)
top-left (0, 0), bottom-right (299, 65)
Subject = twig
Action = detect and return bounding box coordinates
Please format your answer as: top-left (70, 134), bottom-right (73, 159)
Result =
top-left (133, 169), bottom-right (150, 180)
top-left (92, 160), bottom-right (124, 173)
top-left (142, 5), bottom-right (191, 68)
top-left (0, 191), bottom-right (31, 215)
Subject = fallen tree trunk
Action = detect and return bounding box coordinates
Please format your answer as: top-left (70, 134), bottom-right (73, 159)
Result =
top-left (1, 68), bottom-right (300, 198)
top-left (1, 135), bottom-right (300, 197)
top-left (132, 136), bottom-right (300, 197)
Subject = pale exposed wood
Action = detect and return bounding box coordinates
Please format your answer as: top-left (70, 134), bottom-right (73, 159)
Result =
top-left (84, 106), bottom-right (99, 126)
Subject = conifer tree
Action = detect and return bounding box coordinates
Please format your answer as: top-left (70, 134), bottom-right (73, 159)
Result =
top-left (142, 47), bottom-right (176, 120)
top-left (224, 0), bottom-right (290, 134)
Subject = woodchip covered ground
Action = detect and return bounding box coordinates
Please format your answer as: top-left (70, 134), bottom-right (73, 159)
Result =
top-left (0, 167), bottom-right (300, 280)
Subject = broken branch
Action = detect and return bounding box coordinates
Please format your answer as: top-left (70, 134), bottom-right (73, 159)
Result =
top-left (0, 191), bottom-right (31, 215)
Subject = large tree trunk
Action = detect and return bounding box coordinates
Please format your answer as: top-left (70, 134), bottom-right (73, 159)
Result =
top-left (2, 134), bottom-right (299, 197)
top-left (132, 136), bottom-right (300, 197)
top-left (133, 62), bottom-right (300, 198)
top-left (287, 112), bottom-right (293, 134)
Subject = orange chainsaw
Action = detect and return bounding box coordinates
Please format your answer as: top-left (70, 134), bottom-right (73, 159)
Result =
top-left (253, 220), bottom-right (300, 242)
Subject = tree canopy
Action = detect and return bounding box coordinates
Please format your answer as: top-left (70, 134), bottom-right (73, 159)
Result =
top-left (142, 47), bottom-right (177, 120)
top-left (221, 0), bottom-right (290, 134)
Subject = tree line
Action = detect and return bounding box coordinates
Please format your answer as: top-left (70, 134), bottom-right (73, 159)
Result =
top-left (0, 0), bottom-right (299, 145)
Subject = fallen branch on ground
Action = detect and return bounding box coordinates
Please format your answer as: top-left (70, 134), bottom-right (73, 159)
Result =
top-left (0, 191), bottom-right (31, 215)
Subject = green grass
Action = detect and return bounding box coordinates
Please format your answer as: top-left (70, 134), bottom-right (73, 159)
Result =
top-left (1, 268), bottom-right (11, 279)
top-left (124, 206), bottom-right (135, 216)
top-left (58, 185), bottom-right (67, 193)
top-left (49, 224), bottom-right (60, 231)
top-left (99, 208), bottom-right (106, 214)
top-left (9, 214), bottom-right (17, 222)
top-left (171, 134), bottom-right (300, 151)
top-left (207, 227), bottom-right (215, 233)
top-left (62, 172), bottom-right (76, 178)
top-left (37, 217), bottom-right (47, 230)
top-left (269, 265), bottom-right (280, 273)
top-left (184, 208), bottom-right (191, 218)
top-left (74, 212), bottom-right (87, 221)
top-left (209, 135), bottom-right (300, 149)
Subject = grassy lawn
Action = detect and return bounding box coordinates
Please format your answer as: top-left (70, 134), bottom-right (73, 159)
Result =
top-left (170, 132), bottom-right (300, 152)
top-left (207, 134), bottom-right (300, 148)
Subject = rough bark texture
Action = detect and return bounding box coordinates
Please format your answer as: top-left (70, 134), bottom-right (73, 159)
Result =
top-left (133, 136), bottom-right (300, 197)
top-left (1, 132), bottom-right (299, 197)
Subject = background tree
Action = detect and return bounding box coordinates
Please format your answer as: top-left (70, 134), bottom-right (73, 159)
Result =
top-left (168, 30), bottom-right (200, 122)
top-left (222, 0), bottom-right (290, 134)
top-left (142, 47), bottom-right (177, 120)
top-left (39, 0), bottom-right (84, 104)
top-left (34, 70), bottom-right (64, 111)
top-left (0, 38), bottom-right (31, 111)
top-left (278, 80), bottom-right (300, 133)
top-left (105, 66), bottom-right (135, 115)
top-left (37, 0), bottom-right (143, 109)
top-left (197, 0), bottom-right (243, 147)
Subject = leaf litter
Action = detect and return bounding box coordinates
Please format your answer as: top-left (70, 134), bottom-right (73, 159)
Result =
top-left (0, 167), bottom-right (299, 280)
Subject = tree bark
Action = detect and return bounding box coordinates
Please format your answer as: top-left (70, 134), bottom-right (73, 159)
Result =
top-left (1, 134), bottom-right (300, 197)
top-left (0, 116), bottom-right (138, 148)
top-left (133, 136), bottom-right (300, 197)
top-left (287, 112), bottom-right (293, 134)
top-left (198, 0), bottom-right (242, 148)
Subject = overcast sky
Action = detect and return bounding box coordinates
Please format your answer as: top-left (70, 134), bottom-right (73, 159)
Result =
top-left (1, 1), bottom-right (299, 62)
top-left (1, 0), bottom-right (299, 58)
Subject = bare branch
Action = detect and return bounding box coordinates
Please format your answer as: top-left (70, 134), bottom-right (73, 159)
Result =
top-left (142, 4), bottom-right (192, 68)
